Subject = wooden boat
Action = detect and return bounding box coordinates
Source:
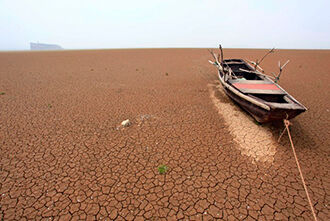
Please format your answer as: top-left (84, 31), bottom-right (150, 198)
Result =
top-left (209, 47), bottom-right (307, 123)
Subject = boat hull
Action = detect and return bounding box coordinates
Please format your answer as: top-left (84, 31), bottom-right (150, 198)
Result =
top-left (222, 86), bottom-right (305, 123)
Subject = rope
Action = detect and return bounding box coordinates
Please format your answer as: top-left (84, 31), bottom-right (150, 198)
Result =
top-left (279, 119), bottom-right (318, 221)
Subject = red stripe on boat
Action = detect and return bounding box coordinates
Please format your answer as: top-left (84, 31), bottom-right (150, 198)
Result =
top-left (232, 83), bottom-right (280, 90)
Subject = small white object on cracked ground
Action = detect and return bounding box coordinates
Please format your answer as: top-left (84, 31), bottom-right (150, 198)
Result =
top-left (121, 119), bottom-right (131, 127)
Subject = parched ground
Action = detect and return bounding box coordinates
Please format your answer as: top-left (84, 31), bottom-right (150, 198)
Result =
top-left (0, 49), bottom-right (329, 220)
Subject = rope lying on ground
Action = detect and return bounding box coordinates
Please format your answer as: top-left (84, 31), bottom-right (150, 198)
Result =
top-left (278, 119), bottom-right (318, 221)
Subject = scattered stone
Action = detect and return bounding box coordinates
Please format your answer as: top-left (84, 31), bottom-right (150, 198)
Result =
top-left (121, 119), bottom-right (131, 127)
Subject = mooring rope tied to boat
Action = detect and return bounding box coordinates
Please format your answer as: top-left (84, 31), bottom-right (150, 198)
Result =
top-left (278, 119), bottom-right (318, 221)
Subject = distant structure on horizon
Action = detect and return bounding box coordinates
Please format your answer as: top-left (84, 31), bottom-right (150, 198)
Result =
top-left (30, 42), bottom-right (63, 51)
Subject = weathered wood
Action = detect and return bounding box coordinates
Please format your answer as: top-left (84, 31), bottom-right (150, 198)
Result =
top-left (209, 60), bottom-right (223, 72)
top-left (265, 102), bottom-right (305, 110)
top-left (232, 83), bottom-right (281, 90)
top-left (229, 79), bottom-right (273, 84)
top-left (239, 68), bottom-right (256, 74)
top-left (243, 61), bottom-right (281, 81)
top-left (280, 60), bottom-right (290, 69)
top-left (217, 70), bottom-right (271, 111)
top-left (275, 60), bottom-right (290, 82)
top-left (275, 83), bottom-right (307, 109)
top-left (219, 45), bottom-right (224, 64)
top-left (208, 49), bottom-right (220, 65)
top-left (283, 95), bottom-right (294, 104)
top-left (226, 61), bottom-right (245, 64)
top-left (235, 88), bottom-right (286, 95)
top-left (246, 59), bottom-right (265, 72)
top-left (248, 48), bottom-right (275, 71)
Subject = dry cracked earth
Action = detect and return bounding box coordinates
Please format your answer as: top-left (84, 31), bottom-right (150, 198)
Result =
top-left (0, 49), bottom-right (329, 220)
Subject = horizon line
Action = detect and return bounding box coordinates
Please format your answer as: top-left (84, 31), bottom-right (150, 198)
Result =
top-left (1, 46), bottom-right (330, 52)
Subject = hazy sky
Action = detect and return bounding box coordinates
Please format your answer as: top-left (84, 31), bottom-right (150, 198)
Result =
top-left (1, 0), bottom-right (329, 50)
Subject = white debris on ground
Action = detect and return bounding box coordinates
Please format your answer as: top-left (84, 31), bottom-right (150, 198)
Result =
top-left (121, 119), bottom-right (131, 127)
top-left (117, 115), bottom-right (156, 130)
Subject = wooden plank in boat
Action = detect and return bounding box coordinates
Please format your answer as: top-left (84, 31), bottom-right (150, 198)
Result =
top-left (232, 82), bottom-right (287, 95)
top-left (233, 83), bottom-right (280, 90)
top-left (229, 79), bottom-right (272, 84)
top-left (238, 88), bottom-right (286, 94)
top-left (265, 102), bottom-right (306, 110)
top-left (225, 61), bottom-right (245, 64)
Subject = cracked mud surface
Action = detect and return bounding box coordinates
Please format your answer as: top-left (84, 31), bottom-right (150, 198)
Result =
top-left (208, 83), bottom-right (278, 164)
top-left (0, 49), bottom-right (329, 220)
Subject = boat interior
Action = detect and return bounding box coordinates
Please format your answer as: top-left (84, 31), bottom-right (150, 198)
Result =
top-left (250, 94), bottom-right (292, 103)
top-left (221, 59), bottom-right (296, 104)
top-left (222, 59), bottom-right (263, 80)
